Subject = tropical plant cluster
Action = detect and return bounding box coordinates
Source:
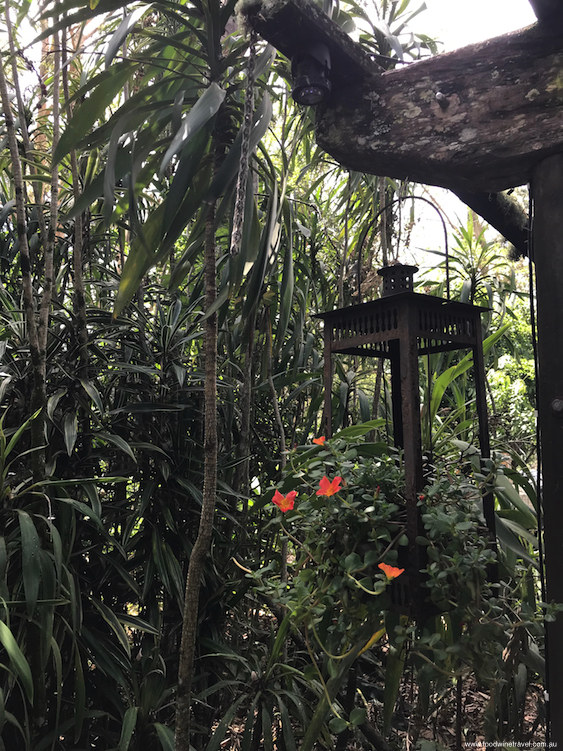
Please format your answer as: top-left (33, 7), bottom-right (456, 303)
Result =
top-left (0, 0), bottom-right (543, 748)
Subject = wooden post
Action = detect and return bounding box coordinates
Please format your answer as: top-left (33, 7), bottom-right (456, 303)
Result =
top-left (532, 153), bottom-right (563, 746)
top-left (323, 324), bottom-right (333, 437)
top-left (399, 307), bottom-right (423, 577)
top-left (389, 341), bottom-right (403, 449)
top-left (473, 321), bottom-right (496, 536)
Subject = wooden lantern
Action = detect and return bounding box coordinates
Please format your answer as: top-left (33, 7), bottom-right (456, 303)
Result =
top-left (315, 264), bottom-right (494, 616)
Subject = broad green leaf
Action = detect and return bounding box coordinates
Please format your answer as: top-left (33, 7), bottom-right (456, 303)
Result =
top-left (63, 412), bottom-right (78, 456)
top-left (118, 706), bottom-right (138, 751)
top-left (358, 388), bottom-right (371, 423)
top-left (47, 388), bottom-right (66, 421)
top-left (494, 472), bottom-right (536, 528)
top-left (54, 62), bottom-right (136, 164)
top-left (334, 419), bottom-right (386, 437)
top-left (350, 707), bottom-right (367, 725)
top-left (160, 82), bottom-right (226, 175)
top-left (254, 43), bottom-right (276, 79)
top-left (17, 510), bottom-right (41, 618)
top-left (95, 432), bottom-right (136, 463)
top-left (383, 643), bottom-right (405, 734)
top-left (328, 717), bottom-right (348, 733)
top-left (105, 7), bottom-right (147, 68)
top-left (154, 723), bottom-right (175, 751)
top-left (0, 199), bottom-right (16, 228)
top-left (0, 620), bottom-right (33, 703)
top-left (80, 379), bottom-right (104, 414)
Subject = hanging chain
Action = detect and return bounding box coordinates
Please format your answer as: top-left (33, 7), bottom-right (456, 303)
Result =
top-left (229, 30), bottom-right (257, 257)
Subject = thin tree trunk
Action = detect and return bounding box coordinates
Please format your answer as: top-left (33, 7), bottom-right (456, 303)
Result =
top-left (229, 31), bottom-right (256, 257)
top-left (379, 176), bottom-right (389, 266)
top-left (338, 175), bottom-right (351, 307)
top-left (175, 201), bottom-right (218, 750)
top-left (62, 29), bottom-right (88, 376)
top-left (234, 320), bottom-right (255, 509)
top-left (0, 30), bottom-right (44, 481)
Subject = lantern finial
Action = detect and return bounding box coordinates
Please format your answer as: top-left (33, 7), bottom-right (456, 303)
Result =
top-left (378, 263), bottom-right (419, 297)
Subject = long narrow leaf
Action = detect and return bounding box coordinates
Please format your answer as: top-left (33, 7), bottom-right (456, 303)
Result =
top-left (105, 7), bottom-right (146, 68)
top-left (382, 643), bottom-right (406, 734)
top-left (0, 620), bottom-right (33, 703)
top-left (160, 82), bottom-right (225, 176)
top-left (95, 432), bottom-right (137, 462)
top-left (63, 412), bottom-right (78, 456)
top-left (54, 62), bottom-right (136, 163)
top-left (207, 93), bottom-right (272, 202)
top-left (154, 723), bottom-right (175, 751)
top-left (430, 323), bottom-right (510, 422)
top-left (17, 510), bottom-right (41, 619)
top-left (118, 706), bottom-right (138, 751)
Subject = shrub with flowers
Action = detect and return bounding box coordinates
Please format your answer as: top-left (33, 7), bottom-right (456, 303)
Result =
top-left (244, 427), bottom-right (549, 744)
top-left (262, 428), bottom-right (408, 643)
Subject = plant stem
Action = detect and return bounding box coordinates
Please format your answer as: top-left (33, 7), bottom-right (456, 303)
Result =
top-left (174, 201), bottom-right (218, 750)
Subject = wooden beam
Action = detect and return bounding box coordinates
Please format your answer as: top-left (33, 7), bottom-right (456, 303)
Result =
top-left (532, 154), bottom-right (563, 745)
top-left (315, 23), bottom-right (563, 193)
top-left (452, 189), bottom-right (529, 257)
top-left (242, 0), bottom-right (563, 193)
top-left (241, 0), bottom-right (534, 250)
top-left (239, 0), bottom-right (380, 88)
top-left (528, 0), bottom-right (563, 22)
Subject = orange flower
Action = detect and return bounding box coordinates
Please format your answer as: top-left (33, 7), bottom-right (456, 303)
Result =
top-left (272, 489), bottom-right (297, 513)
top-left (316, 475), bottom-right (342, 497)
top-left (378, 562), bottom-right (405, 580)
top-left (313, 436), bottom-right (326, 445)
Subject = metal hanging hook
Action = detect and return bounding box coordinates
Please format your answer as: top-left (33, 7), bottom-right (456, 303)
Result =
top-left (356, 194), bottom-right (450, 302)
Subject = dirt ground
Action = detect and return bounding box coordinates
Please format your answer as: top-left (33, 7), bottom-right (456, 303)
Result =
top-left (216, 675), bottom-right (546, 750)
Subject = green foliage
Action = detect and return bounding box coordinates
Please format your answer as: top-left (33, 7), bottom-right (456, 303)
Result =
top-left (231, 433), bottom-right (547, 744)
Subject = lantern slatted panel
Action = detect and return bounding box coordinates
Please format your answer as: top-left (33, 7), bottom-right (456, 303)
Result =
top-left (321, 295), bottom-right (483, 357)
